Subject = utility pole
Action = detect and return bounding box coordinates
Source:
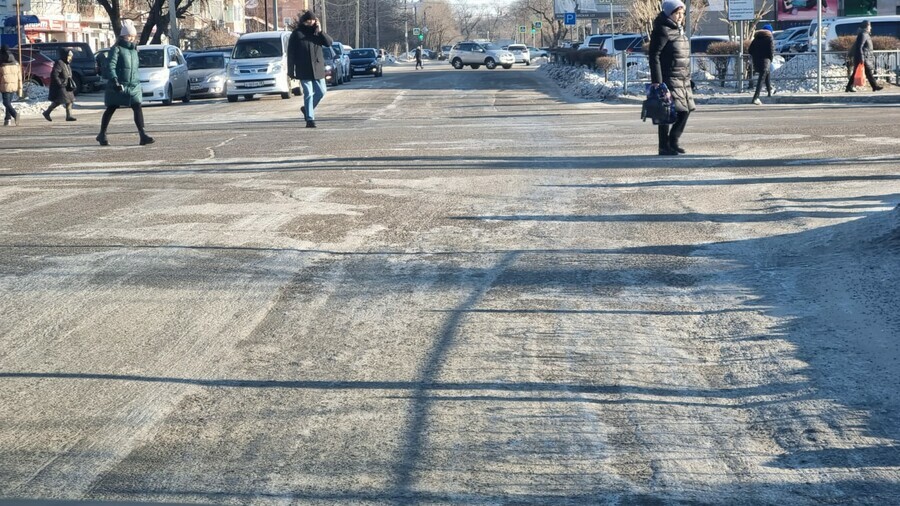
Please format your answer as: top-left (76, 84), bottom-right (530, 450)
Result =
top-left (321, 0), bottom-right (327, 33)
top-left (273, 0), bottom-right (279, 29)
top-left (375, 0), bottom-right (379, 49)
top-left (264, 0), bottom-right (268, 30)
top-left (355, 0), bottom-right (360, 47)
top-left (404, 0), bottom-right (409, 59)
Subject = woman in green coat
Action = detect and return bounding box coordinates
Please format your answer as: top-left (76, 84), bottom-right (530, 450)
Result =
top-left (97, 19), bottom-right (154, 146)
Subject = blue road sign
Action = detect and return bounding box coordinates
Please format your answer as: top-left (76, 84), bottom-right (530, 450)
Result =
top-left (564, 12), bottom-right (576, 25)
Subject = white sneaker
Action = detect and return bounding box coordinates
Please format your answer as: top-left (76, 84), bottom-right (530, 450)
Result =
top-left (752, 98), bottom-right (762, 105)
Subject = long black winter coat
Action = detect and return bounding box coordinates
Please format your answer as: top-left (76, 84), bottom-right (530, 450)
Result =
top-left (49, 59), bottom-right (75, 105)
top-left (852, 30), bottom-right (874, 68)
top-left (748, 30), bottom-right (775, 74)
top-left (287, 26), bottom-right (334, 81)
top-left (648, 12), bottom-right (695, 113)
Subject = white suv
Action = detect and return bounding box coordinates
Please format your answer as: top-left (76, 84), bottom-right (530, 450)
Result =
top-left (449, 42), bottom-right (515, 70)
top-left (506, 44), bottom-right (531, 65)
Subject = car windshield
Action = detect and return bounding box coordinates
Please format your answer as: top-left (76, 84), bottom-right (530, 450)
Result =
top-left (138, 49), bottom-right (165, 68)
top-left (483, 43), bottom-right (502, 51)
top-left (233, 39), bottom-right (283, 59)
top-left (186, 54), bottom-right (224, 69)
top-left (349, 49), bottom-right (376, 58)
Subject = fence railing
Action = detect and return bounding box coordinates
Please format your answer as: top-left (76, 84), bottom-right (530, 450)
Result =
top-left (552, 49), bottom-right (900, 93)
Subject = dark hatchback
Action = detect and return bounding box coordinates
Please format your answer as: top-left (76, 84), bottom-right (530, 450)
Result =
top-left (348, 48), bottom-right (383, 77)
top-left (21, 42), bottom-right (101, 93)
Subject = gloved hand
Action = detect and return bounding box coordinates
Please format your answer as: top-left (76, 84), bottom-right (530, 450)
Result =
top-left (115, 82), bottom-right (124, 92)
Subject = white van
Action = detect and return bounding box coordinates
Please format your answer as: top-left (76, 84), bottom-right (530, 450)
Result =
top-left (226, 31), bottom-right (300, 102)
top-left (138, 44), bottom-right (189, 105)
top-left (807, 15), bottom-right (900, 51)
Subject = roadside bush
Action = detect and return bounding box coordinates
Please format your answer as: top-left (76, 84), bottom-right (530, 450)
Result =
top-left (706, 41), bottom-right (751, 87)
top-left (872, 36), bottom-right (900, 50)
top-left (831, 34), bottom-right (900, 71)
top-left (576, 48), bottom-right (607, 67)
top-left (595, 56), bottom-right (618, 79)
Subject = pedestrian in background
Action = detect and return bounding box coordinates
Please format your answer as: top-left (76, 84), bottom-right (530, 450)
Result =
top-left (0, 44), bottom-right (22, 126)
top-left (845, 20), bottom-right (882, 92)
top-left (648, 0), bottom-right (695, 156)
top-left (415, 45), bottom-right (423, 70)
top-left (97, 20), bottom-right (154, 146)
top-left (749, 24), bottom-right (775, 105)
top-left (287, 10), bottom-right (333, 128)
top-left (43, 48), bottom-right (77, 122)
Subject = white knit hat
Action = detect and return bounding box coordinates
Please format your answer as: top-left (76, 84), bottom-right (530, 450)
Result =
top-left (120, 19), bottom-right (137, 37)
top-left (662, 0), bottom-right (685, 16)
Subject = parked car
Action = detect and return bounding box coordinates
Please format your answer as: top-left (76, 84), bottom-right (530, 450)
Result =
top-left (227, 30), bottom-right (300, 102)
top-left (331, 42), bottom-right (352, 82)
top-left (21, 42), bottom-right (101, 93)
top-left (185, 51), bottom-right (229, 98)
top-left (578, 34), bottom-right (615, 51)
top-left (18, 48), bottom-right (54, 87)
top-left (774, 26), bottom-right (809, 52)
top-left (807, 15), bottom-right (900, 52)
top-left (507, 43), bottom-right (531, 65)
top-left (137, 44), bottom-right (190, 105)
top-left (348, 48), bottom-right (383, 77)
top-left (438, 45), bottom-right (453, 60)
top-left (322, 46), bottom-right (346, 85)
top-left (449, 41), bottom-right (515, 69)
top-left (528, 46), bottom-right (549, 58)
top-left (601, 34), bottom-right (647, 56)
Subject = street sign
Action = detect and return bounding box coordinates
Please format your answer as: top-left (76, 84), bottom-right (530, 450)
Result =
top-left (534, 21), bottom-right (542, 29)
top-left (412, 27), bottom-right (420, 35)
top-left (727, 0), bottom-right (755, 20)
top-left (564, 12), bottom-right (576, 25)
top-left (519, 25), bottom-right (526, 33)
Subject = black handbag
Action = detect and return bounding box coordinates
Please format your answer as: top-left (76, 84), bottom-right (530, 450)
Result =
top-left (65, 77), bottom-right (76, 91)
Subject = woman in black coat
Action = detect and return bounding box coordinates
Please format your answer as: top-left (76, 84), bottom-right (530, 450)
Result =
top-left (748, 25), bottom-right (775, 104)
top-left (845, 20), bottom-right (882, 92)
top-left (648, 0), bottom-right (695, 156)
top-left (43, 49), bottom-right (77, 122)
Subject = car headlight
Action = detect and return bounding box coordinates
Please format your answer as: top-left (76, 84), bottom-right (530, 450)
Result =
top-left (271, 63), bottom-right (283, 73)
top-left (207, 75), bottom-right (224, 82)
top-left (228, 65), bottom-right (239, 76)
top-left (325, 64), bottom-right (333, 71)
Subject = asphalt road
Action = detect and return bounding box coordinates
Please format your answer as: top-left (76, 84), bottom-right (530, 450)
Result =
top-left (1, 63), bottom-right (899, 504)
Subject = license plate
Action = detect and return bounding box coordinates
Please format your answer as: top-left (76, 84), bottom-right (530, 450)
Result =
top-left (354, 67), bottom-right (367, 71)
top-left (190, 84), bottom-right (201, 90)
top-left (245, 81), bottom-right (263, 87)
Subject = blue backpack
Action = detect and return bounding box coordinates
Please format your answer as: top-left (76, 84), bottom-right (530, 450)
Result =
top-left (641, 83), bottom-right (677, 125)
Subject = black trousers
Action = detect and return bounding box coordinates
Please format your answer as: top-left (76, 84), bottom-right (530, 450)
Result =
top-left (846, 63), bottom-right (878, 90)
top-left (415, 58), bottom-right (423, 69)
top-left (753, 68), bottom-right (772, 100)
top-left (1, 92), bottom-right (16, 121)
top-left (100, 104), bottom-right (145, 134)
top-left (658, 110), bottom-right (690, 149)
top-left (45, 101), bottom-right (75, 118)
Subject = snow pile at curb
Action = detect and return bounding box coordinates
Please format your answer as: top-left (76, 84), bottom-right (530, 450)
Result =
top-left (8, 82), bottom-right (52, 118)
top-left (770, 55), bottom-right (850, 93)
top-left (540, 64), bottom-right (622, 100)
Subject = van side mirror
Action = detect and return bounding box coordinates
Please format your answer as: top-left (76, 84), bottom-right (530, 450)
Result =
top-left (168, 60), bottom-right (178, 68)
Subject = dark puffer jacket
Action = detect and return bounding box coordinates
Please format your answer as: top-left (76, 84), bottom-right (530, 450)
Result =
top-left (748, 29), bottom-right (775, 74)
top-left (852, 30), bottom-right (874, 68)
top-left (648, 12), bottom-right (695, 112)
top-left (287, 26), bottom-right (334, 81)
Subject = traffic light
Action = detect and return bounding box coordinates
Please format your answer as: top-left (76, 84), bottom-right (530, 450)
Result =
top-left (418, 34), bottom-right (424, 40)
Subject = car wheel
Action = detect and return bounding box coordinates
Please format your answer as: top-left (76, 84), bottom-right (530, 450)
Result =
top-left (484, 58), bottom-right (496, 70)
top-left (162, 84), bottom-right (173, 105)
top-left (281, 91), bottom-right (291, 99)
top-left (29, 76), bottom-right (43, 87)
top-left (470, 64), bottom-right (480, 69)
top-left (227, 95), bottom-right (238, 102)
top-left (181, 85), bottom-right (190, 103)
top-left (502, 64), bottom-right (512, 69)
top-left (452, 58), bottom-right (463, 69)
top-left (244, 94), bottom-right (254, 100)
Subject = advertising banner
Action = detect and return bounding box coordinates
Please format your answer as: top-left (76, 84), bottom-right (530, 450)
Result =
top-left (775, 0), bottom-right (837, 22)
top-left (843, 0), bottom-right (877, 16)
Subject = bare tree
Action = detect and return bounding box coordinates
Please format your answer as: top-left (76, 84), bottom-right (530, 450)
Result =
top-left (454, 0), bottom-right (482, 40)
top-left (513, 0), bottom-right (567, 46)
